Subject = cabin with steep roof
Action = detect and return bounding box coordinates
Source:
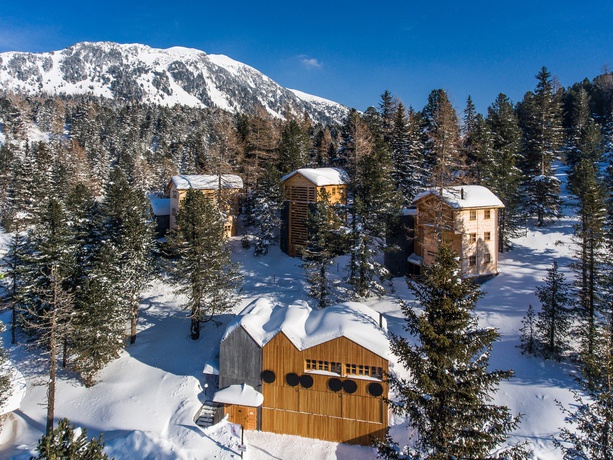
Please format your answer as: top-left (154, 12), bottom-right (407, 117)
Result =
top-left (166, 174), bottom-right (243, 238)
top-left (411, 185), bottom-right (504, 278)
top-left (280, 167), bottom-right (348, 257)
top-left (216, 298), bottom-right (390, 445)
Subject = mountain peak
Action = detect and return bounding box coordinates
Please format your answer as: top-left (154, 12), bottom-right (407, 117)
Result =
top-left (0, 41), bottom-right (348, 124)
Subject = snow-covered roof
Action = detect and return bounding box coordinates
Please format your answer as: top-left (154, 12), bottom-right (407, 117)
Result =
top-left (149, 197), bottom-right (170, 216)
top-left (412, 185), bottom-right (504, 209)
top-left (281, 168), bottom-right (349, 186)
top-left (213, 384), bottom-right (264, 407)
top-left (169, 175), bottom-right (244, 191)
top-left (222, 298), bottom-right (389, 359)
top-left (0, 362), bottom-right (26, 416)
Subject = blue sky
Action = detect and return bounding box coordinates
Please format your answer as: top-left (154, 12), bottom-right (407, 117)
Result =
top-left (1, 1), bottom-right (612, 114)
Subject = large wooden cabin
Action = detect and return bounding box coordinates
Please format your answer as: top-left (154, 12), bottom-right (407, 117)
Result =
top-left (411, 185), bottom-right (504, 278)
top-left (280, 168), bottom-right (348, 257)
top-left (216, 298), bottom-right (390, 445)
top-left (166, 174), bottom-right (243, 238)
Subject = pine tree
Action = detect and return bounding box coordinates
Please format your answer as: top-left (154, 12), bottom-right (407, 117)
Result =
top-left (519, 304), bottom-right (538, 356)
top-left (252, 165), bottom-right (282, 256)
top-left (97, 167), bottom-right (154, 344)
top-left (31, 417), bottom-right (111, 460)
top-left (518, 67), bottom-right (564, 226)
top-left (570, 159), bottom-right (607, 356)
top-left (421, 89), bottom-right (464, 187)
top-left (166, 189), bottom-right (242, 339)
top-left (0, 321), bottom-right (13, 415)
top-left (301, 188), bottom-right (344, 308)
top-left (554, 317), bottom-right (613, 459)
top-left (277, 118), bottom-right (310, 174)
top-left (389, 103), bottom-right (427, 205)
top-left (534, 261), bottom-right (572, 359)
top-left (484, 93), bottom-right (525, 250)
top-left (377, 244), bottom-right (526, 459)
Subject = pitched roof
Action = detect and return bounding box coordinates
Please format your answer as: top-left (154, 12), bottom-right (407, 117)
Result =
top-left (213, 384), bottom-right (263, 407)
top-left (413, 185), bottom-right (504, 209)
top-left (281, 168), bottom-right (349, 186)
top-left (221, 298), bottom-right (389, 359)
top-left (169, 174), bottom-right (243, 190)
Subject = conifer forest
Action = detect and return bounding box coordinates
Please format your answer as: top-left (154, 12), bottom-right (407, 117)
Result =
top-left (1, 63), bottom-right (613, 459)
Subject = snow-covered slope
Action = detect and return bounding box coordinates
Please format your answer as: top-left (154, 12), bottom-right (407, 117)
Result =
top-left (0, 42), bottom-right (348, 124)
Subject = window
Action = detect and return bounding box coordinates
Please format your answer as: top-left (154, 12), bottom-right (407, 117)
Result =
top-left (484, 253), bottom-right (491, 264)
top-left (171, 190), bottom-right (178, 199)
top-left (469, 210), bottom-right (477, 221)
top-left (171, 207), bottom-right (177, 216)
top-left (469, 255), bottom-right (477, 266)
top-left (484, 231), bottom-right (491, 241)
top-left (345, 363), bottom-right (383, 380)
top-left (469, 233), bottom-right (477, 244)
top-left (306, 359), bottom-right (341, 374)
top-left (484, 209), bottom-right (491, 219)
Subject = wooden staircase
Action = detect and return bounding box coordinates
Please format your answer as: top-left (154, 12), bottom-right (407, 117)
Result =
top-left (194, 401), bottom-right (223, 428)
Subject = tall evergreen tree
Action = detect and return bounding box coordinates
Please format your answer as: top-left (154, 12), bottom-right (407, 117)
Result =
top-left (301, 189), bottom-right (344, 308)
top-left (252, 165), bottom-right (282, 256)
top-left (0, 321), bottom-right (13, 413)
top-left (484, 93), bottom-right (525, 249)
top-left (534, 261), bottom-right (572, 358)
top-left (97, 167), bottom-right (154, 344)
top-left (277, 118), bottom-right (310, 174)
top-left (166, 189), bottom-right (242, 340)
top-left (377, 244), bottom-right (526, 459)
top-left (518, 67), bottom-right (564, 226)
top-left (571, 159), bottom-right (607, 356)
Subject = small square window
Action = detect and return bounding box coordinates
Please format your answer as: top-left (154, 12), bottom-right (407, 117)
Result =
top-left (469, 210), bottom-right (477, 221)
top-left (469, 233), bottom-right (477, 244)
top-left (484, 209), bottom-right (491, 219)
top-left (469, 255), bottom-right (477, 266)
top-left (484, 253), bottom-right (491, 264)
top-left (484, 232), bottom-right (491, 241)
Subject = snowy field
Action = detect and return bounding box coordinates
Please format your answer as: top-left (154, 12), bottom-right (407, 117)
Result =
top-left (0, 214), bottom-right (579, 459)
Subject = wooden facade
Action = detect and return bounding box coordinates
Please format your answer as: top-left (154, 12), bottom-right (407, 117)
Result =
top-left (413, 186), bottom-right (503, 278)
top-left (216, 299), bottom-right (389, 445)
top-left (259, 333), bottom-right (388, 445)
top-left (166, 175), bottom-right (243, 238)
top-left (280, 168), bottom-right (347, 257)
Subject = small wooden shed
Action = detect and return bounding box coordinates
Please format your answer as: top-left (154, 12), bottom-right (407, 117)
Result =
top-left (280, 168), bottom-right (348, 257)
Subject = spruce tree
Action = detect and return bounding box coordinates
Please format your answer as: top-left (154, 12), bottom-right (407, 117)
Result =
top-left (97, 167), bottom-right (154, 344)
top-left (519, 304), bottom-right (538, 356)
top-left (534, 261), bottom-right (572, 359)
top-left (301, 188), bottom-right (344, 308)
top-left (377, 244), bottom-right (526, 459)
top-left (277, 118), bottom-right (310, 174)
top-left (484, 93), bottom-right (525, 249)
top-left (0, 321), bottom-right (12, 414)
top-left (31, 417), bottom-right (111, 460)
top-left (518, 67), bottom-right (564, 226)
top-left (252, 165), bottom-right (282, 256)
top-left (166, 189), bottom-right (242, 339)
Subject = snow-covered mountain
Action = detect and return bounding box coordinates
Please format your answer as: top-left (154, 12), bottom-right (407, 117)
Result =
top-left (0, 41), bottom-right (348, 124)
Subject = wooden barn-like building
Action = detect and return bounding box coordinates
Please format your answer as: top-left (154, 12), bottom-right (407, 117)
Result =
top-left (215, 298), bottom-right (390, 445)
top-left (280, 168), bottom-right (348, 257)
top-left (411, 185), bottom-right (504, 278)
top-left (166, 174), bottom-right (243, 237)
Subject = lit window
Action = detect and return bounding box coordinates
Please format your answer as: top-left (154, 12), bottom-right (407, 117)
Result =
top-left (484, 209), bottom-right (491, 219)
top-left (469, 233), bottom-right (476, 244)
top-left (484, 232), bottom-right (491, 241)
top-left (469, 255), bottom-right (477, 266)
top-left (469, 210), bottom-right (477, 221)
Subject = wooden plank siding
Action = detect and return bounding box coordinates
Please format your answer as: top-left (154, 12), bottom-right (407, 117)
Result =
top-left (281, 173), bottom-right (346, 257)
top-left (260, 332), bottom-right (388, 444)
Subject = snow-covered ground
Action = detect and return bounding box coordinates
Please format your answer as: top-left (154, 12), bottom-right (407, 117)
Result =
top-left (0, 213), bottom-right (579, 459)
